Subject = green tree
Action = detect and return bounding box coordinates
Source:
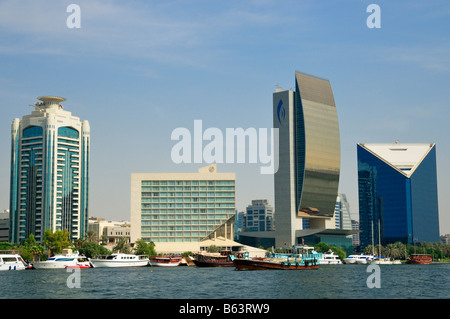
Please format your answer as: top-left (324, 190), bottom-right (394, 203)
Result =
top-left (85, 230), bottom-right (98, 243)
top-left (42, 229), bottom-right (71, 256)
top-left (134, 239), bottom-right (157, 256)
top-left (78, 241), bottom-right (111, 258)
top-left (113, 237), bottom-right (132, 254)
top-left (207, 245), bottom-right (219, 253)
top-left (21, 234), bottom-right (45, 262)
top-left (314, 242), bottom-right (330, 253)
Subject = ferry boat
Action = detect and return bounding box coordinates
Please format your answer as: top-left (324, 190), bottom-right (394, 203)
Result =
top-left (318, 250), bottom-right (342, 265)
top-left (343, 254), bottom-right (375, 264)
top-left (33, 252), bottom-right (91, 269)
top-left (192, 251), bottom-right (235, 267)
top-left (149, 256), bottom-right (182, 267)
top-left (90, 253), bottom-right (149, 268)
top-left (407, 254), bottom-right (432, 264)
top-left (0, 252), bottom-right (30, 271)
top-left (232, 245), bottom-right (320, 271)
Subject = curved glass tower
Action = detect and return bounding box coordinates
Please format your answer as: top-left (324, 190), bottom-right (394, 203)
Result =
top-left (10, 96), bottom-right (90, 243)
top-left (274, 72), bottom-right (340, 247)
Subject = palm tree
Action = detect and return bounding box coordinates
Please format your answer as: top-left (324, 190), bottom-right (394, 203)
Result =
top-left (113, 237), bottom-right (132, 254)
top-left (85, 230), bottom-right (98, 243)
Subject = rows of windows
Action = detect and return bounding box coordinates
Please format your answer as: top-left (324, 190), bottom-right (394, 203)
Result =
top-left (141, 186), bottom-right (234, 192)
top-left (142, 197), bottom-right (234, 203)
top-left (142, 237), bottom-right (205, 243)
top-left (142, 180), bottom-right (234, 186)
top-left (139, 180), bottom-right (235, 243)
top-left (142, 215), bottom-right (229, 221)
top-left (141, 203), bottom-right (234, 208)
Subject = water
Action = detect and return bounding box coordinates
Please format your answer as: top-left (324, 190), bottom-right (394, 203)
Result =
top-left (0, 264), bottom-right (448, 299)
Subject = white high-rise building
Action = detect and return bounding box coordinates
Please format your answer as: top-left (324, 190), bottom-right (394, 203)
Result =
top-left (10, 96), bottom-right (90, 243)
top-left (130, 164), bottom-right (236, 252)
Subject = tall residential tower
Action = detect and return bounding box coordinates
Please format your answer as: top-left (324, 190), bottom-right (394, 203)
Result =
top-left (10, 96), bottom-right (90, 243)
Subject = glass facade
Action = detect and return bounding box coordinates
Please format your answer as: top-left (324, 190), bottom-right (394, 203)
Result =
top-left (244, 200), bottom-right (274, 232)
top-left (357, 143), bottom-right (439, 247)
top-left (139, 179), bottom-right (235, 243)
top-left (273, 72), bottom-right (341, 247)
top-left (294, 72), bottom-right (340, 218)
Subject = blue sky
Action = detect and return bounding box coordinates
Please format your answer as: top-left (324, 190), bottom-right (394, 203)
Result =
top-left (1, 0), bottom-right (449, 234)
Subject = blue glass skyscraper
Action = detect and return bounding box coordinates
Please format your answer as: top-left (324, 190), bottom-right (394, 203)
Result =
top-left (357, 143), bottom-right (439, 248)
top-left (10, 96), bottom-right (90, 243)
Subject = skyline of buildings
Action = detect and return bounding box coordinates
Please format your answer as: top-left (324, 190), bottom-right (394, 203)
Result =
top-left (357, 142), bottom-right (440, 247)
top-left (9, 96), bottom-right (90, 244)
top-left (4, 80), bottom-right (443, 250)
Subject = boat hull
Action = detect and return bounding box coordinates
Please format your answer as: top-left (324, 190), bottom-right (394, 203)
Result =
top-left (233, 258), bottom-right (318, 271)
top-left (193, 259), bottom-right (234, 267)
top-left (90, 260), bottom-right (149, 268)
top-left (319, 260), bottom-right (342, 265)
top-left (149, 257), bottom-right (182, 267)
top-left (33, 260), bottom-right (90, 269)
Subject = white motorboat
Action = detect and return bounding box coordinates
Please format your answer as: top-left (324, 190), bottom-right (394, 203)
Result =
top-left (90, 253), bottom-right (149, 268)
top-left (32, 252), bottom-right (90, 269)
top-left (370, 256), bottom-right (401, 265)
top-left (343, 254), bottom-right (375, 264)
top-left (0, 252), bottom-right (29, 271)
top-left (318, 251), bottom-right (342, 265)
top-left (371, 258), bottom-right (392, 265)
top-left (356, 255), bottom-right (376, 264)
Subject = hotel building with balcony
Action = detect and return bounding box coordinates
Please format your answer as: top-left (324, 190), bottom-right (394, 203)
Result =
top-left (9, 96), bottom-right (90, 243)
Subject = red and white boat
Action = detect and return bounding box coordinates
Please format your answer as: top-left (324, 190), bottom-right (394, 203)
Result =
top-left (149, 256), bottom-right (182, 267)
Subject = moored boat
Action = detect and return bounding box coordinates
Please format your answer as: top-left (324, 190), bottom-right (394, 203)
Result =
top-left (232, 245), bottom-right (320, 271)
top-left (149, 256), bottom-right (182, 267)
top-left (0, 251), bottom-right (30, 271)
top-left (407, 254), bottom-right (432, 264)
top-left (90, 253), bottom-right (149, 268)
top-left (318, 250), bottom-right (342, 265)
top-left (343, 254), bottom-right (375, 264)
top-left (192, 250), bottom-right (234, 267)
top-left (33, 252), bottom-right (90, 269)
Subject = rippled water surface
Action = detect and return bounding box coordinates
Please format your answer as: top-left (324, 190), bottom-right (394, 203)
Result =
top-left (0, 263), bottom-right (448, 299)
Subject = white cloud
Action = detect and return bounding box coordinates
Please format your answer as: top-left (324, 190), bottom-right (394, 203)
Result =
top-left (0, 0), bottom-right (284, 66)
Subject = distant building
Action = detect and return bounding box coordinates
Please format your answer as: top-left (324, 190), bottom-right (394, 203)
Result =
top-left (440, 234), bottom-right (450, 245)
top-left (234, 211), bottom-right (245, 237)
top-left (0, 210), bottom-right (9, 242)
top-left (357, 142), bottom-right (440, 247)
top-left (9, 96), bottom-right (90, 243)
top-left (351, 220), bottom-right (360, 248)
top-left (244, 200), bottom-right (274, 232)
top-left (334, 194), bottom-right (352, 230)
top-left (88, 217), bottom-right (130, 248)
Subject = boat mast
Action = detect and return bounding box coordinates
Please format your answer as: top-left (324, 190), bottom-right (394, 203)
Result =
top-left (378, 219), bottom-right (381, 259)
top-left (371, 220), bottom-right (374, 256)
